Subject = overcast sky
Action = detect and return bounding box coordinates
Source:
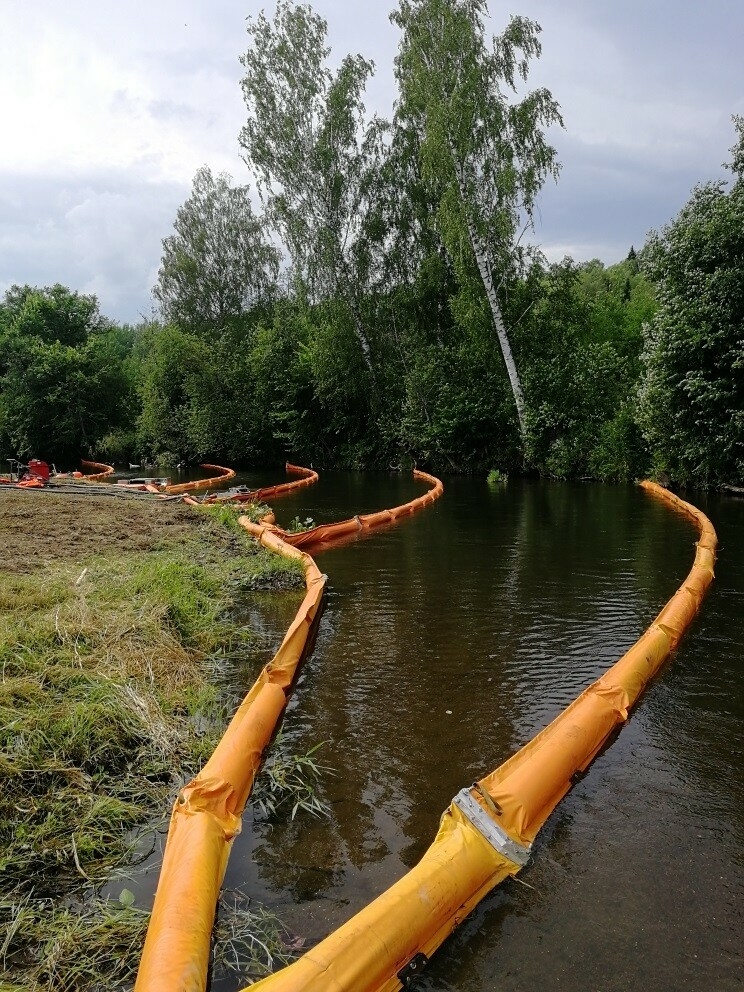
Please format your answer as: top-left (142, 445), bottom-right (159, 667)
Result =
top-left (1, 0), bottom-right (742, 324)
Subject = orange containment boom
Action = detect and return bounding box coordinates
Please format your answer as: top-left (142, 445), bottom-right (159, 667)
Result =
top-left (81, 459), bottom-right (114, 480)
top-left (134, 469), bottom-right (444, 992)
top-left (199, 462), bottom-right (319, 504)
top-left (134, 530), bottom-right (326, 992)
top-left (264, 469), bottom-right (443, 552)
top-left (164, 463), bottom-right (236, 495)
top-left (242, 482), bottom-right (717, 992)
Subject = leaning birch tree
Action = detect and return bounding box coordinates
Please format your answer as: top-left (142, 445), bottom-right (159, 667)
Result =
top-left (239, 1), bottom-right (387, 381)
top-left (391, 0), bottom-right (563, 435)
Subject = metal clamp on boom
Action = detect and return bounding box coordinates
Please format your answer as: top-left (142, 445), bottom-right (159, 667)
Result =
top-left (452, 788), bottom-right (531, 867)
top-left (397, 952), bottom-right (428, 987)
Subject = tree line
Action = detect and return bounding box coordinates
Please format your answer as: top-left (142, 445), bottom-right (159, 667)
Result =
top-left (1, 0), bottom-right (742, 488)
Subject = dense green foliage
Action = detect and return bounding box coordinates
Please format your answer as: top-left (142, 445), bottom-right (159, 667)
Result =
top-left (637, 119), bottom-right (744, 487)
top-left (240, 0), bottom-right (386, 386)
top-left (0, 285), bottom-right (137, 465)
top-left (519, 256), bottom-right (653, 481)
top-left (2, 3), bottom-right (741, 488)
top-left (391, 0), bottom-right (563, 435)
top-left (153, 165), bottom-right (280, 336)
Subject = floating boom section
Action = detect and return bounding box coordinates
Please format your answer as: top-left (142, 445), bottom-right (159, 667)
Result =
top-left (266, 469), bottom-right (443, 552)
top-left (134, 469), bottom-right (444, 991)
top-left (199, 462), bottom-right (319, 504)
top-left (164, 463), bottom-right (236, 495)
top-left (134, 533), bottom-right (326, 992)
top-left (81, 459), bottom-right (114, 480)
top-left (243, 482), bottom-right (717, 992)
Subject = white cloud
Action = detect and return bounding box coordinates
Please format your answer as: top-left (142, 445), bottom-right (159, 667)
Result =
top-left (0, 6), bottom-right (244, 185)
top-left (1, 0), bottom-right (743, 322)
top-left (0, 172), bottom-right (183, 322)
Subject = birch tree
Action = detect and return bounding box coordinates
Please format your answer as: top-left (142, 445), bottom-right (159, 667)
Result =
top-left (154, 166), bottom-right (279, 336)
top-left (390, 0), bottom-right (563, 435)
top-left (239, 1), bottom-right (387, 380)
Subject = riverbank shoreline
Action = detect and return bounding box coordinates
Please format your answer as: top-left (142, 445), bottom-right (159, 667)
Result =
top-left (0, 490), bottom-right (304, 990)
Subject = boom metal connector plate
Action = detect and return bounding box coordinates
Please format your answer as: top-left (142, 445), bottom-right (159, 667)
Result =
top-left (452, 788), bottom-right (532, 867)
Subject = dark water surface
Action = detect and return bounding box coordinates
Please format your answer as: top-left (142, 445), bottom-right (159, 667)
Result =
top-left (213, 472), bottom-right (744, 991)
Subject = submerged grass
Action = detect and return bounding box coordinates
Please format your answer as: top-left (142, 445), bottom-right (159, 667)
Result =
top-left (252, 737), bottom-right (333, 822)
top-left (1, 896), bottom-right (150, 992)
top-left (0, 492), bottom-right (305, 990)
top-left (1, 889), bottom-right (308, 992)
top-left (212, 890), bottom-right (306, 985)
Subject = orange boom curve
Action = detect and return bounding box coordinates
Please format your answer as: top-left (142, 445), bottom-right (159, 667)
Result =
top-left (134, 479), bottom-right (714, 992)
top-left (134, 533), bottom-right (326, 992)
top-left (259, 469), bottom-right (443, 552)
top-left (196, 462), bottom-right (319, 504)
top-left (163, 463), bottom-right (236, 495)
top-left (240, 481), bottom-right (717, 992)
top-left (81, 459), bottom-right (114, 481)
top-left (134, 470), bottom-right (443, 992)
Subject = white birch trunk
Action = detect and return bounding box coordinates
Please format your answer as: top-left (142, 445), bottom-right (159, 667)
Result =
top-left (348, 300), bottom-right (375, 375)
top-left (452, 162), bottom-right (526, 435)
top-left (467, 220), bottom-right (526, 434)
top-left (333, 244), bottom-right (376, 380)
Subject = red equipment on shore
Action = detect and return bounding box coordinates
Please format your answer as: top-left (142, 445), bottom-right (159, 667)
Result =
top-left (26, 459), bottom-right (50, 481)
top-left (1, 458), bottom-right (51, 487)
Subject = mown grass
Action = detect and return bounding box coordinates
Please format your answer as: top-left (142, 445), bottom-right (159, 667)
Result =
top-left (0, 499), bottom-right (305, 990)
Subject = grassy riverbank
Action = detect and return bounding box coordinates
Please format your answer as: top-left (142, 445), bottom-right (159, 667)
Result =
top-left (0, 490), bottom-right (304, 990)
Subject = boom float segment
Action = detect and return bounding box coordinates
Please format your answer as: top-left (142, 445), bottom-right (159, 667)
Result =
top-left (134, 470), bottom-right (443, 991)
top-left (81, 459), bottom-right (114, 480)
top-left (242, 481), bottom-right (716, 992)
top-left (134, 535), bottom-right (326, 992)
top-left (164, 463), bottom-right (236, 495)
top-left (199, 462), bottom-right (319, 504)
top-left (264, 470), bottom-right (444, 552)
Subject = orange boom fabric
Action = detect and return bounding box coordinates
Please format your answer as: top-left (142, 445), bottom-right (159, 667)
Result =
top-left (198, 462), bottom-right (319, 504)
top-left (134, 470), bottom-right (444, 991)
top-left (164, 463), bottom-right (236, 495)
top-left (134, 532), bottom-right (326, 992)
top-left (262, 470), bottom-right (444, 552)
top-left (242, 482), bottom-right (717, 992)
top-left (81, 459), bottom-right (114, 480)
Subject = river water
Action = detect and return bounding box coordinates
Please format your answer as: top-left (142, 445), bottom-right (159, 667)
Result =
top-left (211, 471), bottom-right (744, 991)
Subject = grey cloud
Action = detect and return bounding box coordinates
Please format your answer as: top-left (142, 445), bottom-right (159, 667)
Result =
top-left (142, 46), bottom-right (242, 81)
top-left (0, 170), bottom-right (188, 323)
top-left (147, 98), bottom-right (208, 125)
top-left (3, 1), bottom-right (743, 324)
top-left (533, 134), bottom-right (732, 265)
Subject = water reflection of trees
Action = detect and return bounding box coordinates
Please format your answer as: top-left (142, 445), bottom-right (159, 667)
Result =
top-left (242, 480), bottom-right (742, 961)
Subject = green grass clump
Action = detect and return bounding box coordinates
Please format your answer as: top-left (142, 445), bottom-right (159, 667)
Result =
top-left (0, 496), bottom-right (306, 989)
top-left (230, 552), bottom-right (307, 592)
top-left (486, 468), bottom-right (508, 485)
top-left (1, 895), bottom-right (150, 992)
top-left (203, 500), bottom-right (273, 529)
top-left (252, 737), bottom-right (333, 821)
top-left (0, 890), bottom-right (306, 992)
top-left (212, 890), bottom-right (305, 985)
